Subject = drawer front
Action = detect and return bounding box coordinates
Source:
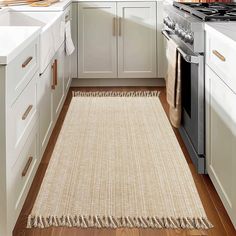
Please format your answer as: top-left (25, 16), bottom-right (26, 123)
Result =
top-left (6, 38), bottom-right (39, 105)
top-left (7, 122), bottom-right (39, 231)
top-left (7, 73), bottom-right (38, 168)
top-left (206, 31), bottom-right (236, 93)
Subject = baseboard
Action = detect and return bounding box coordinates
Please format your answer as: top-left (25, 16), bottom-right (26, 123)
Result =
top-left (71, 78), bottom-right (166, 87)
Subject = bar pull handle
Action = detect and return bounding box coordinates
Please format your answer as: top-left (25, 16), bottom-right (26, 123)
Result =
top-left (22, 105), bottom-right (33, 120)
top-left (22, 56), bottom-right (33, 68)
top-left (119, 17), bottom-right (122, 36)
top-left (22, 156), bottom-right (33, 177)
top-left (113, 17), bottom-right (116, 36)
top-left (51, 59), bottom-right (58, 89)
top-left (213, 50), bottom-right (226, 62)
top-left (54, 59), bottom-right (58, 86)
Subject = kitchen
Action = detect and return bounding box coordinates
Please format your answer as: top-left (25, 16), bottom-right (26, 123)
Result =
top-left (0, 0), bottom-right (236, 235)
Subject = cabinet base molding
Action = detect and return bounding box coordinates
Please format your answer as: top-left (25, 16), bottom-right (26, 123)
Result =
top-left (71, 78), bottom-right (165, 87)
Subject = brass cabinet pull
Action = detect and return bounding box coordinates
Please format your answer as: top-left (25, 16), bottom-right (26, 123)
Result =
top-left (119, 17), bottom-right (122, 36)
top-left (22, 56), bottom-right (33, 68)
top-left (113, 17), bottom-right (116, 36)
top-left (51, 59), bottom-right (58, 89)
top-left (22, 105), bottom-right (33, 120)
top-left (212, 50), bottom-right (226, 62)
top-left (54, 59), bottom-right (58, 86)
top-left (22, 156), bottom-right (33, 177)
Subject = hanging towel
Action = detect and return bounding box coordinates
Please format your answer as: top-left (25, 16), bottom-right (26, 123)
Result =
top-left (165, 38), bottom-right (182, 128)
top-left (65, 21), bottom-right (75, 56)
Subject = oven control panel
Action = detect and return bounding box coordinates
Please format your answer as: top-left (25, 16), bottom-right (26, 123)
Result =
top-left (163, 17), bottom-right (194, 45)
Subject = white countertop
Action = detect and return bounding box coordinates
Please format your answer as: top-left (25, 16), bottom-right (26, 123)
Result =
top-left (0, 26), bottom-right (40, 64)
top-left (9, 0), bottom-right (71, 12)
top-left (205, 22), bottom-right (236, 46)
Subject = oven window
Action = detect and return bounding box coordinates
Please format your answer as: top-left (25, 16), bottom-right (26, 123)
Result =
top-left (181, 57), bottom-right (191, 118)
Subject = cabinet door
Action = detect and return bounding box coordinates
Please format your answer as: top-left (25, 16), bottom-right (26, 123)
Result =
top-left (64, 50), bottom-right (72, 93)
top-left (38, 63), bottom-right (53, 154)
top-left (117, 2), bottom-right (157, 78)
top-left (205, 66), bottom-right (236, 227)
top-left (53, 44), bottom-right (65, 120)
top-left (78, 2), bottom-right (117, 78)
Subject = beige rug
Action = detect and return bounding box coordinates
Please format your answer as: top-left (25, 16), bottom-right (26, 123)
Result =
top-left (27, 91), bottom-right (213, 229)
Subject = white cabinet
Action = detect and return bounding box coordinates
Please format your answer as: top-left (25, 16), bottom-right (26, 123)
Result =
top-left (78, 2), bottom-right (157, 79)
top-left (205, 65), bottom-right (236, 228)
top-left (53, 44), bottom-right (65, 120)
top-left (117, 2), bottom-right (156, 78)
top-left (0, 37), bottom-right (40, 236)
top-left (38, 43), bottom-right (65, 155)
top-left (64, 42), bottom-right (72, 93)
top-left (78, 2), bottom-right (117, 78)
top-left (38, 62), bottom-right (54, 154)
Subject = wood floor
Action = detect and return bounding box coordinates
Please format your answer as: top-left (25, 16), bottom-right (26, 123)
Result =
top-left (14, 87), bottom-right (236, 236)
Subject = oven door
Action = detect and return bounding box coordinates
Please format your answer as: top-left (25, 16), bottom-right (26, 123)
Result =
top-left (162, 30), bottom-right (205, 156)
top-left (179, 48), bottom-right (205, 155)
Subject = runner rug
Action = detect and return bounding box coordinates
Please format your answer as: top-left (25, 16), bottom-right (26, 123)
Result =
top-left (27, 91), bottom-right (213, 229)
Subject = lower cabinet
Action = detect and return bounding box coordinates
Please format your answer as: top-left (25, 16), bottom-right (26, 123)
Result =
top-left (78, 1), bottom-right (157, 79)
top-left (38, 62), bottom-right (54, 154)
top-left (117, 2), bottom-right (157, 78)
top-left (64, 42), bottom-right (72, 93)
top-left (7, 122), bottom-right (40, 233)
top-left (38, 42), bottom-right (69, 156)
top-left (53, 45), bottom-right (65, 120)
top-left (78, 2), bottom-right (117, 78)
top-left (205, 65), bottom-right (236, 228)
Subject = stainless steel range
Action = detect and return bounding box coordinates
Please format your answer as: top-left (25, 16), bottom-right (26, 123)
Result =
top-left (162, 2), bottom-right (236, 174)
top-left (162, 2), bottom-right (236, 173)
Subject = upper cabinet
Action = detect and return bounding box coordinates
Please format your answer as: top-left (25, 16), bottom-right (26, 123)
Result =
top-left (78, 2), bottom-right (117, 78)
top-left (117, 2), bottom-right (157, 78)
top-left (78, 2), bottom-right (157, 79)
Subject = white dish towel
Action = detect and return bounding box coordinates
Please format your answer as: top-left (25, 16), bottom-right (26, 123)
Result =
top-left (65, 21), bottom-right (75, 56)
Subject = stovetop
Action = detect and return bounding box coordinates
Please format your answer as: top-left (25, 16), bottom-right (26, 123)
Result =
top-left (173, 2), bottom-right (236, 21)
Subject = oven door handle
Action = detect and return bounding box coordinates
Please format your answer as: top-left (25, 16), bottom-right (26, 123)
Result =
top-left (177, 47), bottom-right (199, 64)
top-left (162, 29), bottom-right (172, 41)
top-left (162, 30), bottom-right (199, 64)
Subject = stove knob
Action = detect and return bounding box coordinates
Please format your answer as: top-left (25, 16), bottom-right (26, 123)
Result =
top-left (185, 34), bottom-right (194, 44)
top-left (176, 28), bottom-right (184, 37)
top-left (169, 21), bottom-right (176, 30)
top-left (180, 30), bottom-right (187, 39)
top-left (163, 17), bottom-right (168, 25)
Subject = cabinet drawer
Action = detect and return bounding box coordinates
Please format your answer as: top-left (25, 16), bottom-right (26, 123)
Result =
top-left (7, 122), bottom-right (39, 229)
top-left (206, 30), bottom-right (236, 93)
top-left (6, 38), bottom-right (39, 105)
top-left (7, 73), bottom-right (38, 167)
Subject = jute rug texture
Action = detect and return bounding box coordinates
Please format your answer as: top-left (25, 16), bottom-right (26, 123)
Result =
top-left (27, 91), bottom-right (212, 229)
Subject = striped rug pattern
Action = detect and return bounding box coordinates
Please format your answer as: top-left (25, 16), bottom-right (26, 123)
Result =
top-left (28, 91), bottom-right (212, 229)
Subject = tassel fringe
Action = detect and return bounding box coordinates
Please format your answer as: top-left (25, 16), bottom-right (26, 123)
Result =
top-left (27, 215), bottom-right (213, 229)
top-left (72, 91), bottom-right (160, 97)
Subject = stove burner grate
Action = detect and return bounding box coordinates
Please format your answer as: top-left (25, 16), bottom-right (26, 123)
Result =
top-left (173, 2), bottom-right (236, 21)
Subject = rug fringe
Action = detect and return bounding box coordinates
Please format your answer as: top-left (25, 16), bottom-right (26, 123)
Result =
top-left (27, 215), bottom-right (213, 229)
top-left (72, 91), bottom-right (160, 97)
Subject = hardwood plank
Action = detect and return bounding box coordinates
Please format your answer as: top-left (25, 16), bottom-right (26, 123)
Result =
top-left (140, 229), bottom-right (207, 236)
top-left (116, 228), bottom-right (139, 236)
top-left (13, 87), bottom-right (236, 236)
